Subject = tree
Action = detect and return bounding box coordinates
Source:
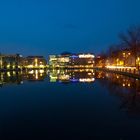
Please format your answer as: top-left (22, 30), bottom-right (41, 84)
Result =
top-left (119, 25), bottom-right (140, 67)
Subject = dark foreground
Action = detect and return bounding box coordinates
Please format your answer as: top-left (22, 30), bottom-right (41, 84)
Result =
top-left (0, 69), bottom-right (140, 140)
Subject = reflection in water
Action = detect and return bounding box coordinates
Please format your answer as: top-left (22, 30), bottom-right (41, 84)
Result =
top-left (0, 71), bottom-right (23, 86)
top-left (0, 69), bottom-right (140, 87)
top-left (96, 71), bottom-right (140, 116)
top-left (49, 69), bottom-right (95, 83)
top-left (0, 70), bottom-right (48, 86)
top-left (1, 69), bottom-right (140, 115)
top-left (27, 69), bottom-right (46, 81)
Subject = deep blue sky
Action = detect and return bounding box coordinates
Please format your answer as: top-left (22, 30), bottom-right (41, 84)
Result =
top-left (0, 0), bottom-right (140, 57)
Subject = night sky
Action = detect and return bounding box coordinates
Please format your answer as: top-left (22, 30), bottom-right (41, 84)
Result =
top-left (0, 0), bottom-right (140, 57)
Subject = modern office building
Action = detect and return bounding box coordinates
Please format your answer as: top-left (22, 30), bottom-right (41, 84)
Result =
top-left (49, 53), bottom-right (95, 68)
top-left (69, 53), bottom-right (95, 68)
top-left (49, 55), bottom-right (59, 68)
top-left (49, 54), bottom-right (70, 68)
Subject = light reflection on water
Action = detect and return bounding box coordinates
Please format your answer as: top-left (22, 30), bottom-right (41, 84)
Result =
top-left (0, 69), bottom-right (140, 88)
top-left (1, 69), bottom-right (140, 115)
top-left (0, 69), bottom-right (140, 139)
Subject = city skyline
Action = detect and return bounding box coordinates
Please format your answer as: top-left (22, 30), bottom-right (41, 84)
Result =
top-left (1, 1), bottom-right (140, 139)
top-left (0, 0), bottom-right (140, 56)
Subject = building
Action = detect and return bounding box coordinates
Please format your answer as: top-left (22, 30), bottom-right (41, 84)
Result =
top-left (0, 54), bottom-right (23, 70)
top-left (69, 53), bottom-right (95, 68)
top-left (23, 56), bottom-right (47, 69)
top-left (49, 55), bottom-right (59, 68)
top-left (49, 53), bottom-right (95, 68)
top-left (49, 54), bottom-right (70, 68)
top-left (105, 49), bottom-right (136, 68)
top-left (94, 55), bottom-right (106, 68)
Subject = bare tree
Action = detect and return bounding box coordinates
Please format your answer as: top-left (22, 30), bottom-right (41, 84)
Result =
top-left (119, 25), bottom-right (140, 67)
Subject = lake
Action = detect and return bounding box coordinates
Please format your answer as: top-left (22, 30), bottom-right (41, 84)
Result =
top-left (0, 69), bottom-right (140, 140)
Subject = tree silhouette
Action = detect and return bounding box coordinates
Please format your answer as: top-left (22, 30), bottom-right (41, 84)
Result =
top-left (119, 25), bottom-right (140, 67)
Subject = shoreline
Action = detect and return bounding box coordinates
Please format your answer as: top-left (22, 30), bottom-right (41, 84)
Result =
top-left (94, 67), bottom-right (140, 79)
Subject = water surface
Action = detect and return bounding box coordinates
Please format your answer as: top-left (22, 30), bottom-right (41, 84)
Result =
top-left (0, 70), bottom-right (140, 140)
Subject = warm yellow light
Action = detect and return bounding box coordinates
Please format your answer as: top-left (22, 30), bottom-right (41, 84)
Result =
top-left (27, 65), bottom-right (33, 68)
top-left (123, 52), bottom-right (125, 57)
top-left (7, 72), bottom-right (11, 77)
top-left (88, 73), bottom-right (92, 75)
top-left (35, 59), bottom-right (38, 67)
top-left (88, 61), bottom-right (92, 63)
top-left (58, 57), bottom-right (69, 62)
top-left (50, 58), bottom-right (57, 61)
top-left (59, 75), bottom-right (70, 80)
top-left (39, 69), bottom-right (44, 74)
top-left (13, 71), bottom-right (16, 75)
top-left (35, 70), bottom-right (38, 79)
top-left (106, 66), bottom-right (136, 69)
top-left (128, 83), bottom-right (131, 87)
top-left (119, 61), bottom-right (124, 66)
top-left (35, 58), bottom-right (38, 62)
top-left (39, 64), bottom-right (45, 68)
top-left (28, 70), bottom-right (34, 74)
top-left (7, 64), bottom-right (10, 68)
top-left (123, 83), bottom-right (125, 87)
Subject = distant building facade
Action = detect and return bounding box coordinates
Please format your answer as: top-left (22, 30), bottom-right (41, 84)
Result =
top-left (49, 54), bottom-right (70, 68)
top-left (69, 53), bottom-right (95, 68)
top-left (49, 53), bottom-right (95, 68)
top-left (0, 54), bottom-right (23, 70)
top-left (23, 56), bottom-right (47, 69)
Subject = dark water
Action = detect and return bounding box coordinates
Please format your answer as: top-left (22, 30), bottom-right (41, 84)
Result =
top-left (0, 69), bottom-right (140, 140)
